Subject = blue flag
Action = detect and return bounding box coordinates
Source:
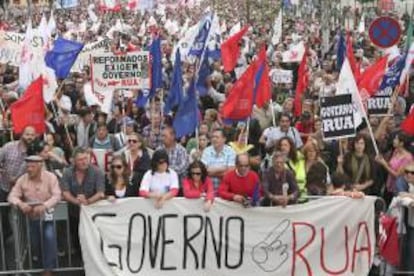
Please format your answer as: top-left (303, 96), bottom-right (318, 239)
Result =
top-left (195, 53), bottom-right (211, 96)
top-left (173, 80), bottom-right (199, 138)
top-left (251, 182), bottom-right (261, 207)
top-left (253, 63), bottom-right (265, 104)
top-left (336, 32), bottom-right (346, 71)
top-left (189, 14), bottom-right (213, 58)
top-left (164, 50), bottom-right (183, 113)
top-left (149, 38), bottom-right (163, 99)
top-left (45, 37), bottom-right (84, 79)
top-left (135, 89), bottom-right (150, 108)
top-left (379, 53), bottom-right (407, 91)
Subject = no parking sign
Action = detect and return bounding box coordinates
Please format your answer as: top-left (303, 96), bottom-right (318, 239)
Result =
top-left (369, 16), bottom-right (401, 48)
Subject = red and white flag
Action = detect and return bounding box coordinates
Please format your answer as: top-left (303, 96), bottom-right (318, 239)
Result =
top-left (99, 0), bottom-right (121, 12)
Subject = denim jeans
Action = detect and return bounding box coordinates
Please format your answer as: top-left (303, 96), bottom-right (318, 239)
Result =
top-left (29, 220), bottom-right (57, 270)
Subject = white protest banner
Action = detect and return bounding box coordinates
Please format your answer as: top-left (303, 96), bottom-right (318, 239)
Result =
top-left (80, 197), bottom-right (376, 276)
top-left (270, 68), bottom-right (293, 84)
top-left (91, 52), bottom-right (150, 93)
top-left (0, 31), bottom-right (44, 66)
top-left (320, 94), bottom-right (356, 140)
top-left (71, 38), bottom-right (110, 73)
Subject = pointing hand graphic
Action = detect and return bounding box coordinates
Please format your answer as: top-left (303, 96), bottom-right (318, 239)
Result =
top-left (251, 219), bottom-right (290, 272)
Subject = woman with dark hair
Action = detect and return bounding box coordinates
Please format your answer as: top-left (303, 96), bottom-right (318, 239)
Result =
top-left (122, 132), bottom-right (151, 190)
top-left (337, 134), bottom-right (377, 195)
top-left (139, 149), bottom-right (179, 208)
top-left (106, 156), bottom-right (137, 200)
top-left (376, 131), bottom-right (413, 196)
top-left (275, 136), bottom-right (306, 198)
top-left (182, 161), bottom-right (214, 212)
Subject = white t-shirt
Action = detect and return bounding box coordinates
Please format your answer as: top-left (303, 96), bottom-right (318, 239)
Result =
top-left (140, 169), bottom-right (179, 194)
top-left (262, 126), bottom-right (303, 149)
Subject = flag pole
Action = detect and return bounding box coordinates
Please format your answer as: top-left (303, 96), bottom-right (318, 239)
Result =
top-left (270, 99), bottom-right (276, 126)
top-left (52, 79), bottom-right (74, 150)
top-left (245, 117), bottom-right (251, 145)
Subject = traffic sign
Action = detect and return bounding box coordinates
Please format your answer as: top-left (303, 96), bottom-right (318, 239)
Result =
top-left (369, 16), bottom-right (401, 48)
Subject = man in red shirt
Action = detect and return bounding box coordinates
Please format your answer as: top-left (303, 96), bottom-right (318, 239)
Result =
top-left (218, 153), bottom-right (261, 206)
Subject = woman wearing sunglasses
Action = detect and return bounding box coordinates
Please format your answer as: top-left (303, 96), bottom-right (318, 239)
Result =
top-left (139, 150), bottom-right (179, 209)
top-left (106, 156), bottom-right (137, 201)
top-left (182, 161), bottom-right (214, 212)
top-left (122, 132), bottom-right (151, 191)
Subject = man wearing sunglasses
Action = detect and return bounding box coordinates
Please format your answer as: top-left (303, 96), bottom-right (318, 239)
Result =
top-left (218, 153), bottom-right (261, 206)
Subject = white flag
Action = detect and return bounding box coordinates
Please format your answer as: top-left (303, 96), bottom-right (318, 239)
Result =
top-left (19, 20), bottom-right (35, 90)
top-left (173, 23), bottom-right (199, 61)
top-left (38, 14), bottom-right (51, 53)
top-left (400, 42), bottom-right (414, 84)
top-left (138, 21), bottom-right (146, 37)
top-left (229, 22), bottom-right (241, 36)
top-left (271, 9), bottom-right (282, 45)
top-left (83, 82), bottom-right (113, 114)
top-left (148, 16), bottom-right (157, 27)
top-left (220, 20), bottom-right (227, 34)
top-left (282, 41), bottom-right (305, 63)
top-left (336, 58), bottom-right (364, 126)
top-left (358, 13), bottom-right (365, 33)
top-left (87, 4), bottom-right (98, 23)
top-left (48, 10), bottom-right (56, 34)
top-left (38, 60), bottom-right (58, 104)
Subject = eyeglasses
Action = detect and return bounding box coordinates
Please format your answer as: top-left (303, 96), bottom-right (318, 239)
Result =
top-left (405, 170), bottom-right (414, 175)
top-left (191, 172), bottom-right (202, 176)
top-left (128, 139), bottom-right (139, 144)
top-left (111, 165), bottom-right (123, 170)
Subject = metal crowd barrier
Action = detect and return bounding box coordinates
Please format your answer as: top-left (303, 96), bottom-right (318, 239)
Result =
top-left (0, 202), bottom-right (84, 275)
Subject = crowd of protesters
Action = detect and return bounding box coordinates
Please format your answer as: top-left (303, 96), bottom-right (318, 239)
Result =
top-left (0, 0), bottom-right (414, 275)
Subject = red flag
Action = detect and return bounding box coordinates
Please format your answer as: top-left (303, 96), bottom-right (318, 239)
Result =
top-left (357, 55), bottom-right (388, 97)
top-left (221, 62), bottom-right (257, 120)
top-left (346, 33), bottom-right (360, 80)
top-left (221, 26), bottom-right (249, 72)
top-left (10, 77), bottom-right (45, 134)
top-left (294, 49), bottom-right (308, 117)
top-left (379, 214), bottom-right (400, 267)
top-left (254, 46), bottom-right (272, 108)
top-left (401, 108), bottom-right (414, 136)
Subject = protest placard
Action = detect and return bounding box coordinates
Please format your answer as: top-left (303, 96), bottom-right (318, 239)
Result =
top-left (269, 68), bottom-right (293, 84)
top-left (367, 87), bottom-right (392, 116)
top-left (91, 52), bottom-right (150, 92)
top-left (80, 197), bottom-right (375, 276)
top-left (320, 94), bottom-right (356, 140)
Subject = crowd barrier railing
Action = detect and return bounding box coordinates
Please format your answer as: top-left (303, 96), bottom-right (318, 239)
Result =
top-left (0, 201), bottom-right (84, 275)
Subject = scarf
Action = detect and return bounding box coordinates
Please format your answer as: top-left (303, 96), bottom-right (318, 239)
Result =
top-left (350, 154), bottom-right (370, 183)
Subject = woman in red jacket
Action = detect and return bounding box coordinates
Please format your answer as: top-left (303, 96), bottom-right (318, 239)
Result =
top-left (182, 161), bottom-right (214, 212)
